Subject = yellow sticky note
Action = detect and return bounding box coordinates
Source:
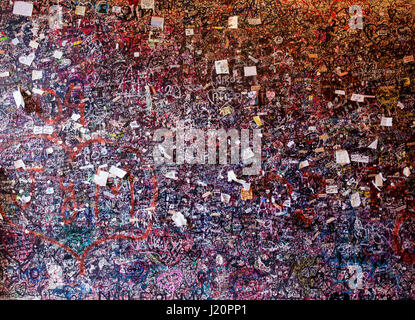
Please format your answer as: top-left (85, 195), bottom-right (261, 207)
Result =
top-left (75, 6), bottom-right (86, 16)
top-left (253, 116), bottom-right (262, 126)
top-left (220, 106), bottom-right (233, 116)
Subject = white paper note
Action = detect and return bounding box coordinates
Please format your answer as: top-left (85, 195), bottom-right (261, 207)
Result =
top-left (244, 66), bottom-right (257, 77)
top-left (13, 1), bottom-right (33, 17)
top-left (109, 166), bottom-right (127, 179)
top-left (172, 211), bottom-right (187, 227)
top-left (13, 88), bottom-right (25, 107)
top-left (32, 70), bottom-right (43, 80)
top-left (228, 16), bottom-right (238, 29)
top-left (336, 150), bottom-right (350, 164)
top-left (93, 171), bottom-right (109, 186)
top-left (53, 50), bottom-right (63, 59)
top-left (350, 192), bottom-right (361, 207)
top-left (19, 52), bottom-right (35, 66)
top-left (215, 60), bottom-right (229, 75)
top-left (326, 185), bottom-right (338, 194)
top-left (380, 117), bottom-right (392, 127)
top-left (350, 93), bottom-right (365, 102)
top-left (14, 159), bottom-right (26, 169)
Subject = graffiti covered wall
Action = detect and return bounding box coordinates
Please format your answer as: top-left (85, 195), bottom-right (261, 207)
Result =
top-left (0, 0), bottom-right (414, 300)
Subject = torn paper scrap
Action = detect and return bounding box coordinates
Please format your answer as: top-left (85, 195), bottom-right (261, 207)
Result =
top-left (368, 138), bottom-right (378, 149)
top-left (14, 159), bottom-right (26, 169)
top-left (350, 192), bottom-right (361, 208)
top-left (171, 211), bottom-right (187, 227)
top-left (403, 167), bottom-right (411, 177)
top-left (13, 88), bottom-right (25, 107)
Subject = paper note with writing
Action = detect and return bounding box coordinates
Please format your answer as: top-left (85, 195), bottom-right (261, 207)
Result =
top-left (336, 150), bottom-right (350, 164)
top-left (253, 116), bottom-right (262, 126)
top-left (380, 117), bottom-right (392, 127)
top-left (247, 17), bottom-right (261, 25)
top-left (71, 113), bottom-right (81, 121)
top-left (351, 154), bottom-right (369, 163)
top-left (165, 171), bottom-right (178, 180)
top-left (350, 93), bottom-right (365, 102)
top-left (49, 5), bottom-right (63, 29)
top-left (335, 90), bottom-right (346, 95)
top-left (326, 185), bottom-right (338, 194)
top-left (32, 70), bottom-right (43, 80)
top-left (215, 60), bottom-right (229, 75)
top-left (299, 160), bottom-right (309, 169)
top-left (141, 0), bottom-right (154, 10)
top-left (33, 126), bottom-right (54, 134)
top-left (228, 16), bottom-right (238, 29)
top-left (403, 55), bottom-right (414, 63)
top-left (403, 167), bottom-right (411, 177)
top-left (29, 40), bottom-right (39, 49)
top-left (374, 173), bottom-right (384, 187)
top-left (32, 88), bottom-right (44, 95)
top-left (13, 1), bottom-right (33, 17)
top-left (112, 6), bottom-right (121, 13)
top-left (75, 6), bottom-right (86, 16)
top-left (221, 193), bottom-right (231, 204)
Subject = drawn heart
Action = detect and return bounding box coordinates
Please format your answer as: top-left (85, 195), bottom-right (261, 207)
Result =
top-left (157, 269), bottom-right (183, 294)
top-left (230, 268), bottom-right (266, 300)
top-left (0, 135), bottom-right (158, 274)
top-left (266, 90), bottom-right (275, 101)
top-left (0, 229), bottom-right (35, 266)
top-left (148, 228), bottom-right (193, 266)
